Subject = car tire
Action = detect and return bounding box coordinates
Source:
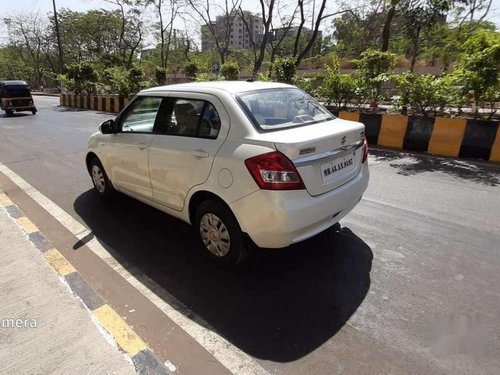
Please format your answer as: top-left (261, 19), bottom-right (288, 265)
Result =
top-left (194, 200), bottom-right (248, 266)
top-left (89, 157), bottom-right (114, 198)
top-left (32, 109), bottom-right (37, 115)
top-left (5, 109), bottom-right (13, 117)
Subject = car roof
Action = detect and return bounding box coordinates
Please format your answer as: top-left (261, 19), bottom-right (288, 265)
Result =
top-left (140, 81), bottom-right (295, 96)
top-left (0, 80), bottom-right (29, 86)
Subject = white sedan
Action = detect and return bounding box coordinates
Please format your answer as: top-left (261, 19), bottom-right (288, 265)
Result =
top-left (86, 81), bottom-right (369, 265)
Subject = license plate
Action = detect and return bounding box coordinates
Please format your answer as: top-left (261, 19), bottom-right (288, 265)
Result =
top-left (321, 153), bottom-right (355, 182)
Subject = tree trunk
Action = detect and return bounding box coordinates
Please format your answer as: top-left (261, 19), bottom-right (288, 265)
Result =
top-left (381, 5), bottom-right (396, 52)
top-left (52, 0), bottom-right (64, 73)
top-left (295, 0), bottom-right (327, 67)
top-left (409, 27), bottom-right (421, 72)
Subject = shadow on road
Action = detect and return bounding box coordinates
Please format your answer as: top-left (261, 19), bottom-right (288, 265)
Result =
top-left (0, 113), bottom-right (32, 118)
top-left (370, 148), bottom-right (500, 186)
top-left (53, 106), bottom-right (87, 112)
top-left (74, 189), bottom-right (372, 362)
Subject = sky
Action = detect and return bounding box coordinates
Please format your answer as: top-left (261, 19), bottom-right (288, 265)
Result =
top-left (0, 0), bottom-right (499, 46)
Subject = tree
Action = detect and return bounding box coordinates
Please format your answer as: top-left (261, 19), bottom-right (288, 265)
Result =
top-left (58, 61), bottom-right (98, 94)
top-left (354, 49), bottom-right (396, 105)
top-left (381, 0), bottom-right (400, 51)
top-left (145, 0), bottom-right (182, 69)
top-left (454, 29), bottom-right (500, 118)
top-left (221, 61), bottom-right (240, 79)
top-left (266, 1), bottom-right (299, 77)
top-left (6, 12), bottom-right (54, 86)
top-left (187, 0), bottom-right (242, 64)
top-left (51, 0), bottom-right (64, 73)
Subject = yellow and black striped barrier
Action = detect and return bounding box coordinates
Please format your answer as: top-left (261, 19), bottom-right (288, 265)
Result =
top-left (338, 111), bottom-right (500, 162)
top-left (60, 94), bottom-right (130, 114)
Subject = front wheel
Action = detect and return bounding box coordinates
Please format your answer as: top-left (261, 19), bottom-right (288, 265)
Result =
top-left (32, 109), bottom-right (37, 115)
top-left (194, 200), bottom-right (248, 266)
top-left (5, 109), bottom-right (13, 117)
top-left (89, 157), bottom-right (114, 198)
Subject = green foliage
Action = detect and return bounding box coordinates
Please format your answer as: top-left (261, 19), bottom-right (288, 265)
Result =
top-left (128, 66), bottom-right (144, 95)
top-left (58, 62), bottom-right (98, 94)
top-left (314, 56), bottom-right (353, 109)
top-left (393, 72), bottom-right (459, 116)
top-left (102, 65), bottom-right (145, 98)
top-left (220, 62), bottom-right (240, 80)
top-left (154, 66), bottom-right (167, 85)
top-left (184, 63), bottom-right (199, 81)
top-left (255, 73), bottom-right (272, 82)
top-left (0, 48), bottom-right (32, 81)
top-left (353, 49), bottom-right (396, 104)
top-left (55, 8), bottom-right (141, 68)
top-left (294, 73), bottom-right (323, 97)
top-left (195, 73), bottom-right (225, 82)
top-left (274, 57), bottom-right (296, 84)
top-left (453, 30), bottom-right (500, 118)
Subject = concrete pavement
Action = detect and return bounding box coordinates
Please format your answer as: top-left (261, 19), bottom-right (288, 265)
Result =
top-left (0, 194), bottom-right (137, 374)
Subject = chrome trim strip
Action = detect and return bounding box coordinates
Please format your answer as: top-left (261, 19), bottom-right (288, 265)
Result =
top-left (293, 140), bottom-right (363, 167)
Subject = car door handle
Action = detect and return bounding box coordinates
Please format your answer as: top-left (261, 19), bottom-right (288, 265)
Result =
top-left (191, 149), bottom-right (209, 158)
top-left (137, 143), bottom-right (149, 151)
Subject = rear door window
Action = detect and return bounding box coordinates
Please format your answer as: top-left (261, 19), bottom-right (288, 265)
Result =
top-left (159, 98), bottom-right (221, 139)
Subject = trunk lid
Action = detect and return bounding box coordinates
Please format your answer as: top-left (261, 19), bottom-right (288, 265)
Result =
top-left (252, 118), bottom-right (365, 196)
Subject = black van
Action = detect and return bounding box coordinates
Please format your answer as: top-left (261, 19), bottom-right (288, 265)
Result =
top-left (0, 80), bottom-right (37, 116)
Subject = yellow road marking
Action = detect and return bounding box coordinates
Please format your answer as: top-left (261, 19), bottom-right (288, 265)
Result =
top-left (0, 193), bottom-right (14, 207)
top-left (93, 304), bottom-right (147, 357)
top-left (15, 216), bottom-right (39, 234)
top-left (44, 249), bottom-right (76, 276)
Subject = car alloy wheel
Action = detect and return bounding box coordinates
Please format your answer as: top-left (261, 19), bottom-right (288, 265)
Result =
top-left (199, 213), bottom-right (231, 257)
top-left (91, 165), bottom-right (106, 193)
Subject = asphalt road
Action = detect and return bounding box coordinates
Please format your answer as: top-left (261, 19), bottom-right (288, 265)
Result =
top-left (1, 96), bottom-right (500, 374)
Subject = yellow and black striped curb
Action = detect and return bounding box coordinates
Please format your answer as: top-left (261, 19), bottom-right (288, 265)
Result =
top-left (60, 94), bottom-right (130, 114)
top-left (0, 191), bottom-right (170, 375)
top-left (335, 111), bottom-right (500, 162)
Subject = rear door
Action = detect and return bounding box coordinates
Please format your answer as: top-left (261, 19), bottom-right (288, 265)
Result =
top-left (253, 118), bottom-right (365, 196)
top-left (148, 93), bottom-right (229, 211)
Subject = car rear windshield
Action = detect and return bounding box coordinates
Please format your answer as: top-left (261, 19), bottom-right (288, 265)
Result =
top-left (236, 88), bottom-right (334, 131)
top-left (2, 86), bottom-right (31, 98)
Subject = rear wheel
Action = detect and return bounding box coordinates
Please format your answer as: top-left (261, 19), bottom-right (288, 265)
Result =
top-left (194, 200), bottom-right (248, 266)
top-left (31, 109), bottom-right (37, 115)
top-left (89, 157), bottom-right (114, 198)
top-left (5, 109), bottom-right (13, 117)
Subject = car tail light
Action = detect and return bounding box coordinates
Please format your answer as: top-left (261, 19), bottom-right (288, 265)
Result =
top-left (245, 151), bottom-right (305, 190)
top-left (362, 137), bottom-right (368, 163)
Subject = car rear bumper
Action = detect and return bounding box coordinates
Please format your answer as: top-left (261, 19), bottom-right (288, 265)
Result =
top-left (229, 162), bottom-right (369, 248)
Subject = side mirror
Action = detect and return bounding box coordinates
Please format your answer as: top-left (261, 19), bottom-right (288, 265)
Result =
top-left (100, 119), bottom-right (116, 134)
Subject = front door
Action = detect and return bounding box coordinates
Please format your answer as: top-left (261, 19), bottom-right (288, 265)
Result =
top-left (104, 96), bottom-right (163, 199)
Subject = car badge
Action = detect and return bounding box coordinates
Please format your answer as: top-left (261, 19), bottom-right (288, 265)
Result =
top-left (299, 147), bottom-right (316, 155)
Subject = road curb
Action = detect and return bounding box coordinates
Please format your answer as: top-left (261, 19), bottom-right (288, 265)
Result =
top-left (0, 191), bottom-right (170, 375)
